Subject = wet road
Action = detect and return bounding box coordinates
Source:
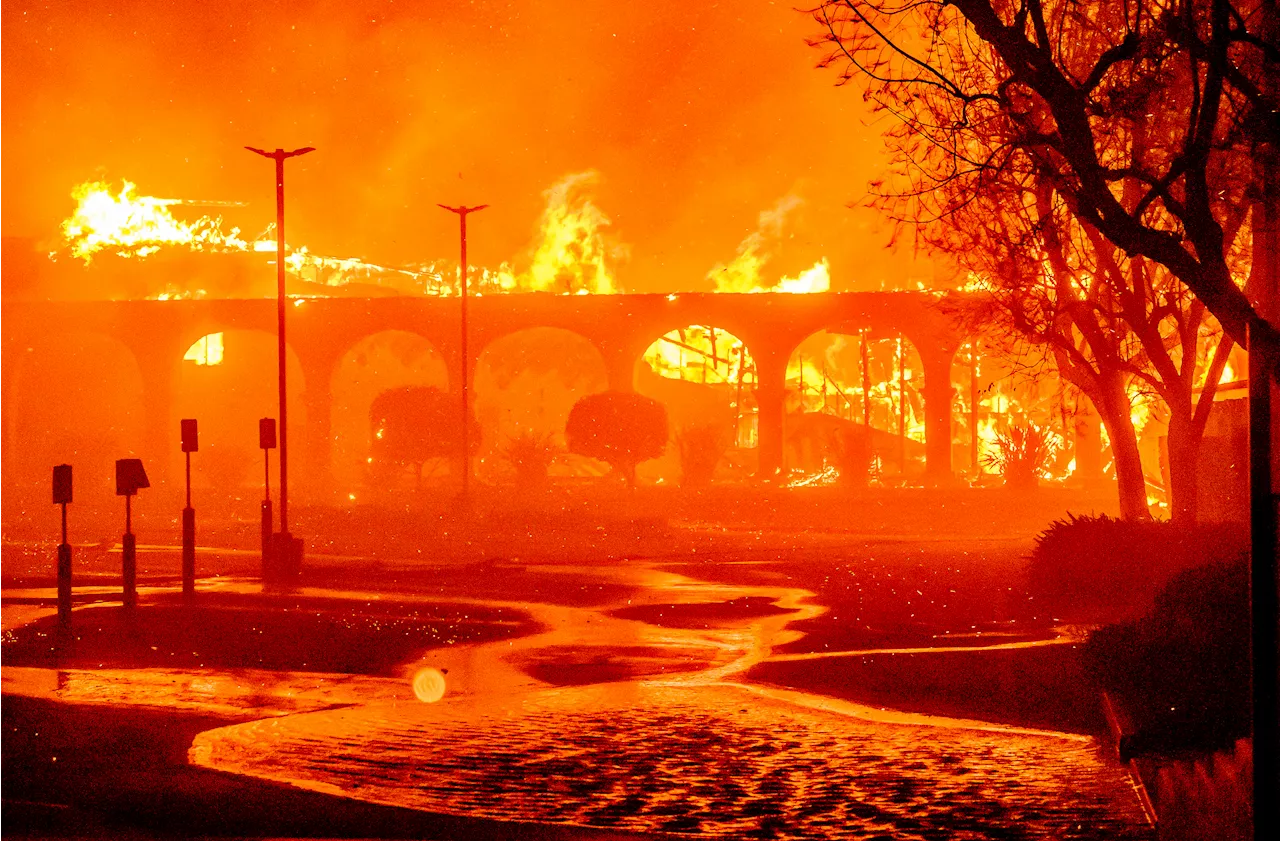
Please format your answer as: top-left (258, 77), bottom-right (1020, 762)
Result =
top-left (174, 556), bottom-right (1154, 839)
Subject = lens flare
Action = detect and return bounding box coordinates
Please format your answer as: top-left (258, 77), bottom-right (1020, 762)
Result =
top-left (412, 667), bottom-right (447, 703)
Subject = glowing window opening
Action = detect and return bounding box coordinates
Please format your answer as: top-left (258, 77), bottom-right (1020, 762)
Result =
top-left (184, 333), bottom-right (224, 366)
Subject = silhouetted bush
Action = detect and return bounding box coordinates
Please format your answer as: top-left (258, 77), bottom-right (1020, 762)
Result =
top-left (565, 391), bottom-right (668, 485)
top-left (676, 423), bottom-right (730, 488)
top-left (501, 431), bottom-right (557, 491)
top-left (1085, 557), bottom-right (1249, 753)
top-left (370, 386), bottom-right (479, 488)
top-left (1027, 513), bottom-right (1246, 621)
top-left (982, 423), bottom-right (1058, 489)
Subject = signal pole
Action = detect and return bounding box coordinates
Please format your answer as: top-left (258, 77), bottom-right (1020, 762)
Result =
top-left (438, 203), bottom-right (488, 508)
top-left (246, 146), bottom-right (313, 578)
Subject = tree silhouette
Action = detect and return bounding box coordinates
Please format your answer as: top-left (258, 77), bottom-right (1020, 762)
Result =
top-left (369, 386), bottom-right (478, 489)
top-left (565, 391), bottom-right (669, 485)
top-left (808, 0), bottom-right (1279, 364)
top-left (944, 169), bottom-right (1241, 520)
top-left (808, 0), bottom-right (1267, 518)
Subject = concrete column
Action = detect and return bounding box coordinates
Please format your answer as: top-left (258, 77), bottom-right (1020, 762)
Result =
top-left (599, 342), bottom-right (639, 393)
top-left (920, 350), bottom-right (956, 480)
top-left (755, 351), bottom-right (787, 478)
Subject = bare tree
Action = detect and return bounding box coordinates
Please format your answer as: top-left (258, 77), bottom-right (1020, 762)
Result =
top-left (808, 0), bottom-right (1267, 518)
top-left (955, 175), bottom-right (1242, 520)
top-left (807, 0), bottom-right (1279, 356)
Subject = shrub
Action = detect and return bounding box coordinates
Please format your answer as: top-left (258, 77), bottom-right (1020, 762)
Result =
top-left (501, 431), bottom-right (557, 490)
top-left (1084, 557), bottom-right (1249, 753)
top-left (565, 391), bottom-right (668, 485)
top-left (676, 423), bottom-right (730, 488)
top-left (369, 386), bottom-right (479, 487)
top-left (982, 423), bottom-right (1059, 488)
top-left (1026, 513), bottom-right (1246, 621)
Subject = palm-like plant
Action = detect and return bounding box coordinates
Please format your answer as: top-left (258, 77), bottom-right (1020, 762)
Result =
top-left (982, 423), bottom-right (1059, 489)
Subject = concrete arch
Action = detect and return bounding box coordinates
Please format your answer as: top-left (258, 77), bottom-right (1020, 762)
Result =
top-left (634, 324), bottom-right (760, 484)
top-left (1, 293), bottom-right (977, 488)
top-left (784, 328), bottom-right (930, 477)
top-left (330, 330), bottom-right (450, 497)
top-left (472, 327), bottom-right (610, 474)
top-left (471, 323), bottom-right (607, 382)
top-left (4, 330), bottom-right (146, 518)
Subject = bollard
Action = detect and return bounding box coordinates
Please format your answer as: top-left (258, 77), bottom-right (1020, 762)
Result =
top-left (57, 543), bottom-right (72, 627)
top-left (182, 505), bottom-right (196, 601)
top-left (122, 531), bottom-right (137, 609)
top-left (115, 459), bottom-right (148, 610)
top-left (259, 418), bottom-right (277, 583)
top-left (53, 464), bottom-right (73, 627)
top-left (181, 419), bottom-right (198, 603)
top-left (261, 498), bottom-right (273, 556)
top-left (269, 531), bottom-right (303, 584)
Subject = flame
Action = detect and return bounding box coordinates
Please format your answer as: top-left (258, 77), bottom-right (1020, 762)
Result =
top-left (1127, 386), bottom-right (1157, 439)
top-left (709, 195), bottom-right (797, 292)
top-left (61, 180), bottom-right (250, 262)
top-left (525, 171), bottom-right (624, 294)
top-left (786, 336), bottom-right (926, 444)
top-left (709, 195), bottom-right (827, 294)
top-left (775, 259), bottom-right (830, 294)
top-left (643, 325), bottom-right (749, 383)
top-left (155, 285), bottom-right (209, 301)
top-left (57, 178), bottom-right (837, 301)
top-left (59, 175), bottom-right (627, 297)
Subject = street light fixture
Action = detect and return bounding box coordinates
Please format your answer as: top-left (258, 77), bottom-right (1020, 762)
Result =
top-left (438, 203), bottom-right (487, 508)
top-left (246, 145), bottom-right (313, 579)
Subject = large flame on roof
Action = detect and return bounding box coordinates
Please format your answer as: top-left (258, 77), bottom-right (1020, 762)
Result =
top-left (54, 175), bottom-right (630, 297)
top-left (55, 176), bottom-right (827, 298)
top-left (526, 171), bottom-right (624, 295)
top-left (61, 180), bottom-right (252, 262)
top-left (709, 194), bottom-right (829, 294)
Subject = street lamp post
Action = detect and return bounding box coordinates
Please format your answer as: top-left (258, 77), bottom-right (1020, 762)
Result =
top-left (247, 145), bottom-right (313, 579)
top-left (438, 203), bottom-right (487, 508)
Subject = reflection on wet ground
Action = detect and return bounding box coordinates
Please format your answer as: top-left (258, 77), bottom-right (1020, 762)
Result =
top-left (4, 546), bottom-right (1154, 838)
top-left (193, 556), bottom-right (1152, 838)
top-left (194, 682), bottom-right (1151, 839)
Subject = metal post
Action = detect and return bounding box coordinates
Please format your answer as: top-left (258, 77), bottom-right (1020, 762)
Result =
top-left (274, 158), bottom-right (290, 531)
top-left (122, 494), bottom-right (136, 609)
top-left (438, 203), bottom-right (488, 508)
top-left (860, 331), bottom-right (871, 429)
top-left (246, 145), bottom-right (313, 576)
top-left (898, 338), bottom-right (907, 473)
top-left (57, 503), bottom-right (71, 627)
top-left (970, 346), bottom-right (980, 475)
top-left (182, 450), bottom-right (195, 602)
top-left (261, 448), bottom-right (273, 561)
top-left (734, 345), bottom-right (745, 447)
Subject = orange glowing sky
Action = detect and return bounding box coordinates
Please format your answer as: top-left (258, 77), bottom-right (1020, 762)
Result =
top-left (2, 0), bottom-right (941, 294)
